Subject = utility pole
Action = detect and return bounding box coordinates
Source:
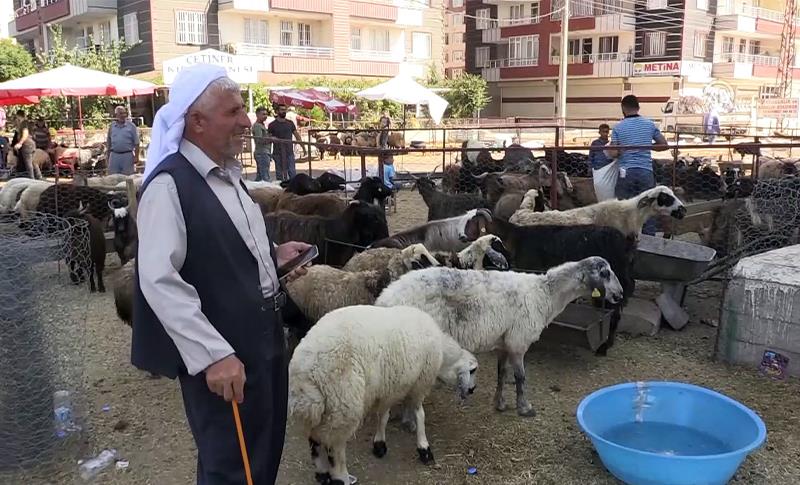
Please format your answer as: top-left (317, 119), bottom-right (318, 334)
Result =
top-left (557, 0), bottom-right (570, 141)
top-left (776, 0), bottom-right (797, 129)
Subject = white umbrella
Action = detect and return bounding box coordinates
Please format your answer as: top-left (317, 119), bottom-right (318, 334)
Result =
top-left (356, 74), bottom-right (448, 125)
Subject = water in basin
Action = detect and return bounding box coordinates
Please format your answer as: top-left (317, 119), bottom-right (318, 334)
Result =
top-left (603, 421), bottom-right (733, 457)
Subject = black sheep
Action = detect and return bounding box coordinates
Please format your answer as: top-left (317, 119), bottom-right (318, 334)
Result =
top-left (412, 175), bottom-right (491, 221)
top-left (489, 218), bottom-right (636, 355)
top-left (64, 204), bottom-right (107, 293)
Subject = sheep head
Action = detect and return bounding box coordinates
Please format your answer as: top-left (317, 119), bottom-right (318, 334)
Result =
top-left (458, 208), bottom-right (492, 242)
top-left (401, 243), bottom-right (439, 270)
top-left (579, 256), bottom-right (624, 305)
top-left (465, 234), bottom-right (510, 271)
top-left (635, 186), bottom-right (686, 219)
top-left (437, 334), bottom-right (478, 401)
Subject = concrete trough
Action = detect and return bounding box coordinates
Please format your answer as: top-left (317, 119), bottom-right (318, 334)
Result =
top-left (717, 245), bottom-right (800, 377)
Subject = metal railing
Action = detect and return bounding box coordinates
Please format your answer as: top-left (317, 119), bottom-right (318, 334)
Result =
top-left (349, 49), bottom-right (400, 62)
top-left (741, 5), bottom-right (784, 22)
top-left (236, 43), bottom-right (334, 58)
top-left (550, 52), bottom-right (633, 64)
top-left (713, 53), bottom-right (780, 66)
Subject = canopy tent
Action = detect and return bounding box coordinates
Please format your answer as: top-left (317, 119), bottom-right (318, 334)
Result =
top-left (0, 64), bottom-right (157, 98)
top-left (0, 96), bottom-right (39, 106)
top-left (355, 74), bottom-right (448, 125)
top-left (269, 88), bottom-right (358, 115)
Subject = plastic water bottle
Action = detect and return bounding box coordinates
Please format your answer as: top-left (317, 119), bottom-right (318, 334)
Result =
top-left (79, 449), bottom-right (117, 480)
top-left (53, 390), bottom-right (74, 438)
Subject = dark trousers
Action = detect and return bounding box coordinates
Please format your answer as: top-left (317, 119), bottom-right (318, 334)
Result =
top-left (615, 167), bottom-right (657, 235)
top-left (178, 314), bottom-right (288, 485)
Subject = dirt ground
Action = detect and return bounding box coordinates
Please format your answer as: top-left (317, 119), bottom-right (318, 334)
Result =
top-left (2, 188), bottom-right (800, 485)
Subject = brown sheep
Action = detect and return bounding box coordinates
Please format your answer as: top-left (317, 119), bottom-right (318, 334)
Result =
top-left (275, 191), bottom-right (347, 217)
top-left (758, 159), bottom-right (799, 180)
top-left (249, 187), bottom-right (283, 214)
top-left (114, 261), bottom-right (135, 325)
top-left (387, 131), bottom-right (405, 149)
top-left (556, 176), bottom-right (597, 209)
top-left (7, 148), bottom-right (51, 176)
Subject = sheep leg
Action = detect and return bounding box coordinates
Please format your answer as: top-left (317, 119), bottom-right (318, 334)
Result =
top-left (327, 442), bottom-right (350, 485)
top-left (400, 401), bottom-right (417, 433)
top-left (494, 350), bottom-right (508, 412)
top-left (96, 264), bottom-right (105, 293)
top-left (509, 352), bottom-right (536, 417)
top-left (309, 437), bottom-right (331, 484)
top-left (88, 263), bottom-right (97, 293)
top-left (413, 404), bottom-right (435, 465)
top-left (372, 409), bottom-right (391, 458)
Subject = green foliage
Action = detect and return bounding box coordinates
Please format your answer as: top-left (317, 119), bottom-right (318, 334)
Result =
top-left (441, 74), bottom-right (490, 118)
top-left (307, 105), bottom-right (327, 122)
top-left (246, 84), bottom-right (274, 115)
top-left (425, 63), bottom-right (444, 88)
top-left (0, 39), bottom-right (35, 83)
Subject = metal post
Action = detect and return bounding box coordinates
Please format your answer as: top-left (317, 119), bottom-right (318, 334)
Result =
top-left (360, 153), bottom-right (367, 180)
top-left (550, 147), bottom-right (558, 209)
top-left (557, 0), bottom-right (570, 136)
top-left (307, 130), bottom-right (313, 175)
top-left (441, 127), bottom-right (446, 173)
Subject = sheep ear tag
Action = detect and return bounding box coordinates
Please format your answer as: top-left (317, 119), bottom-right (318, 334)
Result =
top-left (591, 288), bottom-right (601, 298)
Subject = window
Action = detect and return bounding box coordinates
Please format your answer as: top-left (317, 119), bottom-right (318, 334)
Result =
top-left (453, 50), bottom-right (464, 61)
top-left (449, 32), bottom-right (463, 44)
top-left (370, 29), bottom-right (390, 51)
top-left (412, 32), bottom-right (431, 59)
top-left (749, 40), bottom-right (761, 55)
top-left (643, 31), bottom-right (666, 56)
top-left (531, 1), bottom-right (541, 22)
top-left (298, 23), bottom-right (311, 47)
top-left (280, 21), bottom-right (293, 46)
top-left (450, 68), bottom-right (463, 77)
top-left (646, 0), bottom-right (668, 9)
top-left (451, 0), bottom-right (464, 6)
top-left (452, 13), bottom-right (464, 25)
top-left (123, 13), bottom-right (139, 44)
top-left (722, 36), bottom-right (734, 54)
top-left (696, 0), bottom-right (708, 10)
top-left (175, 10), bottom-right (207, 45)
top-left (475, 46), bottom-right (490, 67)
top-left (476, 8), bottom-right (490, 29)
top-left (599, 35), bottom-right (619, 57)
top-left (244, 18), bottom-right (268, 45)
top-left (738, 38), bottom-right (747, 53)
top-left (693, 32), bottom-right (707, 57)
top-left (96, 20), bottom-right (111, 44)
top-left (351, 27), bottom-right (361, 50)
top-left (508, 34), bottom-right (539, 65)
top-left (510, 4), bottom-right (526, 24)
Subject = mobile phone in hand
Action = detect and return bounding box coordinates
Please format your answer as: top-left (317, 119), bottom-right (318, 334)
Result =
top-left (277, 245), bottom-right (319, 280)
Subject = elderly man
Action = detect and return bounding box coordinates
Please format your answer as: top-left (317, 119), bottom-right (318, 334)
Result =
top-left (107, 106), bottom-right (140, 175)
top-left (133, 64), bottom-right (310, 485)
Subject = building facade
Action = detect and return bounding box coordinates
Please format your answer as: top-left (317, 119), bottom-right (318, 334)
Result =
top-left (444, 0), bottom-right (466, 77)
top-left (465, 0), bottom-right (800, 120)
top-left (9, 0), bottom-right (445, 83)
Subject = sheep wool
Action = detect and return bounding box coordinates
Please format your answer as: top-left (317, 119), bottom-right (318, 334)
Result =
top-left (289, 305), bottom-right (477, 485)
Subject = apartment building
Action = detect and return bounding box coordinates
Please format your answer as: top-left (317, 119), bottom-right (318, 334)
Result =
top-left (9, 0), bottom-right (445, 83)
top-left (466, 0), bottom-right (800, 119)
top-left (1, 1), bottom-right (14, 39)
top-left (444, 0), bottom-right (466, 77)
top-left (10, 0), bottom-right (119, 53)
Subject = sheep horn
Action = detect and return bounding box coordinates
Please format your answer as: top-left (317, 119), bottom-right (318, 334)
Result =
top-left (429, 165), bottom-right (440, 177)
top-left (471, 172), bottom-right (490, 181)
top-left (404, 170), bottom-right (419, 180)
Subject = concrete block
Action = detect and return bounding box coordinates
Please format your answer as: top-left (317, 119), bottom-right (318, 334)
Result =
top-left (618, 297), bottom-right (661, 337)
top-left (656, 292), bottom-right (690, 331)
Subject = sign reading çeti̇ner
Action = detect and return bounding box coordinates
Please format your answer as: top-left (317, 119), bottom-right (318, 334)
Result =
top-left (162, 49), bottom-right (259, 85)
top-left (633, 61), bottom-right (681, 77)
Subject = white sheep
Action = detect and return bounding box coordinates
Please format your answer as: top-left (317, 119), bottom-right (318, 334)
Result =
top-left (14, 181), bottom-right (56, 218)
top-left (286, 245), bottom-right (439, 324)
top-left (430, 234), bottom-right (510, 270)
top-left (342, 243), bottom-right (440, 280)
top-left (518, 188), bottom-right (541, 211)
top-left (289, 305), bottom-right (478, 485)
top-left (509, 185), bottom-right (687, 238)
top-left (376, 256), bottom-right (623, 417)
top-left (0, 179), bottom-right (53, 214)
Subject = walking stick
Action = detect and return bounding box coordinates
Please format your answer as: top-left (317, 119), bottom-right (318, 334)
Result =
top-left (231, 401), bottom-right (254, 485)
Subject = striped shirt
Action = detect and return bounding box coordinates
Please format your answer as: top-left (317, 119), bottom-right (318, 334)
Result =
top-left (611, 115), bottom-right (662, 171)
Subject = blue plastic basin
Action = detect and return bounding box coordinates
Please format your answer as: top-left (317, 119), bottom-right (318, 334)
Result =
top-left (576, 381), bottom-right (767, 485)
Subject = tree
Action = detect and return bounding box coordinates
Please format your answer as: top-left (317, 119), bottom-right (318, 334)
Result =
top-left (0, 39), bottom-right (36, 83)
top-left (442, 74), bottom-right (490, 118)
top-left (246, 84), bottom-right (274, 115)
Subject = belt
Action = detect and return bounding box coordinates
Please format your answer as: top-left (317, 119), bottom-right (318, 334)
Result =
top-left (266, 291), bottom-right (287, 312)
top-left (111, 150), bottom-right (133, 154)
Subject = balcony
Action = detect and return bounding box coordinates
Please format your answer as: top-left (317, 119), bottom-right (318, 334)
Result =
top-left (716, 6), bottom-right (786, 36)
top-left (349, 1), bottom-right (397, 21)
top-left (235, 43), bottom-right (334, 58)
top-left (550, 52), bottom-right (632, 77)
top-left (350, 49), bottom-right (403, 62)
top-left (14, 0), bottom-right (71, 32)
top-left (218, 0), bottom-right (268, 12)
top-left (270, 0), bottom-right (332, 15)
top-left (350, 60), bottom-right (400, 77)
top-left (712, 53), bottom-right (780, 79)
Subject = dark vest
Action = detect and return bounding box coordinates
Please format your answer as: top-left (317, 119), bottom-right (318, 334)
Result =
top-left (131, 153), bottom-right (282, 379)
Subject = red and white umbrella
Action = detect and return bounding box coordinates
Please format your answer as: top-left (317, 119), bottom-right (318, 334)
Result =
top-left (0, 64), bottom-right (156, 99)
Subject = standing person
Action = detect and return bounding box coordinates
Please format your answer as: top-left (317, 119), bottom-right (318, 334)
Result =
top-left (12, 110), bottom-right (40, 179)
top-left (267, 104), bottom-right (305, 181)
top-left (589, 123), bottom-right (617, 202)
top-left (107, 105), bottom-right (140, 175)
top-left (32, 117), bottom-right (56, 169)
top-left (378, 110), bottom-right (391, 149)
top-left (133, 64), bottom-right (311, 485)
top-left (251, 107), bottom-right (272, 181)
top-left (605, 95), bottom-right (669, 235)
top-left (703, 108), bottom-right (720, 144)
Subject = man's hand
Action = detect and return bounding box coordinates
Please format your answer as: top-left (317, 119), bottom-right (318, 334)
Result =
top-left (205, 354), bottom-right (246, 403)
top-left (276, 241), bottom-right (312, 282)
top-left (13, 143), bottom-right (21, 151)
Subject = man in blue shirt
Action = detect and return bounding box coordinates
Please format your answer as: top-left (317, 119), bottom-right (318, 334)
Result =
top-left (589, 123), bottom-right (612, 170)
top-left (606, 95), bottom-right (669, 235)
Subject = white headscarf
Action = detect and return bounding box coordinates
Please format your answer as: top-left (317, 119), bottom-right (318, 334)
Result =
top-left (143, 64), bottom-right (229, 180)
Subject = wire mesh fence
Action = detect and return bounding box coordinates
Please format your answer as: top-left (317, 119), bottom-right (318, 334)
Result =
top-left (0, 212), bottom-right (92, 481)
